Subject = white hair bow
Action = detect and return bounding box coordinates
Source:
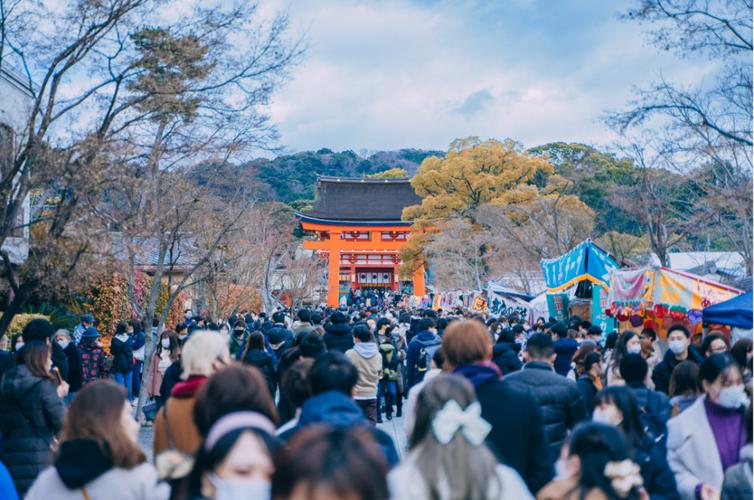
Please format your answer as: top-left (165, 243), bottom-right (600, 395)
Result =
top-left (431, 400), bottom-right (492, 446)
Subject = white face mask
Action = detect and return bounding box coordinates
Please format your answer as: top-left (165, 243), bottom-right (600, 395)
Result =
top-left (161, 339), bottom-right (170, 349)
top-left (593, 407), bottom-right (622, 426)
top-left (209, 474), bottom-right (270, 500)
top-left (716, 384), bottom-right (748, 409)
top-left (668, 339), bottom-right (687, 355)
top-left (57, 339), bottom-right (70, 350)
top-left (627, 344), bottom-right (642, 355)
top-left (554, 458), bottom-right (572, 481)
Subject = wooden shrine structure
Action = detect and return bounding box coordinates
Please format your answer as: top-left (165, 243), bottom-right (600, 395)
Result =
top-left (296, 176), bottom-right (426, 307)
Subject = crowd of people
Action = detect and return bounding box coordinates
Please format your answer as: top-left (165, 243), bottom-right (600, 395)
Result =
top-left (0, 305), bottom-right (750, 500)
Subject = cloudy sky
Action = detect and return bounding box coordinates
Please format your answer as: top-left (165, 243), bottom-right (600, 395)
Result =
top-left (264, 0), bottom-right (712, 153)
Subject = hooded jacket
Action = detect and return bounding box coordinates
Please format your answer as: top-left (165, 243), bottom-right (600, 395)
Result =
top-left (109, 334), bottom-right (134, 374)
top-left (0, 364), bottom-right (65, 495)
top-left (492, 342), bottom-right (523, 375)
top-left (323, 321), bottom-right (354, 353)
top-left (345, 343), bottom-right (382, 399)
top-left (290, 390), bottom-right (399, 466)
top-left (25, 439), bottom-right (169, 500)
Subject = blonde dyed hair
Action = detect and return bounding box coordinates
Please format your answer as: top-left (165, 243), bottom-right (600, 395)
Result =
top-left (180, 330), bottom-right (230, 379)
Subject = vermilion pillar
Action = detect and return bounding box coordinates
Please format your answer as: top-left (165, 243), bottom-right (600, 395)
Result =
top-left (326, 232), bottom-right (342, 307)
top-left (413, 265), bottom-right (425, 297)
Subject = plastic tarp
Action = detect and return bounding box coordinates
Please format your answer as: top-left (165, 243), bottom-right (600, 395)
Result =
top-left (541, 240), bottom-right (618, 293)
top-left (703, 291), bottom-right (753, 329)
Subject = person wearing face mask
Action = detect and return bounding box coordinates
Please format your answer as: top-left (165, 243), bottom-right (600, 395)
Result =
top-left (592, 387), bottom-right (679, 500)
top-left (25, 380), bottom-right (169, 500)
top-left (0, 342), bottom-right (66, 496)
top-left (78, 327), bottom-right (106, 387)
top-left (181, 412), bottom-right (280, 500)
top-left (538, 423), bottom-right (645, 500)
top-left (652, 325), bottom-right (704, 395)
top-left (110, 321), bottom-right (135, 402)
top-left (148, 331), bottom-right (181, 404)
top-left (54, 330), bottom-right (82, 404)
top-left (667, 353), bottom-right (750, 500)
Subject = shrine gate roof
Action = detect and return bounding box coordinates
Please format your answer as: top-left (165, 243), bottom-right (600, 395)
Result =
top-left (300, 176), bottom-right (421, 223)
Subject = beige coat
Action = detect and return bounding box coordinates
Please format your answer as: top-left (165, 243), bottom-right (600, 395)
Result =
top-left (345, 345), bottom-right (382, 399)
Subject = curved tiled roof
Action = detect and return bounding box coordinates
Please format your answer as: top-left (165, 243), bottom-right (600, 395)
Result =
top-left (302, 176), bottom-right (421, 222)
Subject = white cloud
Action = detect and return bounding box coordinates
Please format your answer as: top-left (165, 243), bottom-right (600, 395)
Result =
top-left (264, 0), bottom-right (709, 152)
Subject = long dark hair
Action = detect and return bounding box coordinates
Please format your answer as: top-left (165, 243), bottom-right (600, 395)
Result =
top-left (568, 423), bottom-right (641, 500)
top-left (157, 330), bottom-right (180, 360)
top-left (595, 386), bottom-right (648, 449)
top-left (241, 331), bottom-right (266, 361)
top-left (669, 361), bottom-right (701, 397)
top-left (610, 332), bottom-right (637, 377)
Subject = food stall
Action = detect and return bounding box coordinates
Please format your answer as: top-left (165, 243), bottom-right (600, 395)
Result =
top-left (606, 266), bottom-right (743, 338)
top-left (540, 240), bottom-right (619, 333)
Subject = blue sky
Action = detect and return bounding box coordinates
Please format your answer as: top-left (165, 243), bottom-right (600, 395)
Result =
top-left (265, 0), bottom-right (713, 153)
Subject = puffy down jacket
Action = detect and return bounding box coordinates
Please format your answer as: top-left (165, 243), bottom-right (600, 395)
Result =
top-left (504, 361), bottom-right (588, 462)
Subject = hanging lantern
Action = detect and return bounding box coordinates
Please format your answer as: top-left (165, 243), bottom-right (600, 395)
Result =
top-left (654, 304), bottom-right (669, 319)
top-left (687, 309), bottom-right (703, 324)
top-left (629, 315), bottom-right (644, 328)
top-left (616, 307), bottom-right (630, 322)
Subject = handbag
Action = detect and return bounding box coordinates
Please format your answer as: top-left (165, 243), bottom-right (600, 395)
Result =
top-left (155, 400), bottom-right (195, 479)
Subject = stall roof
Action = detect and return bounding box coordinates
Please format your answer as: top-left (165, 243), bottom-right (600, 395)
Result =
top-left (703, 291), bottom-right (753, 329)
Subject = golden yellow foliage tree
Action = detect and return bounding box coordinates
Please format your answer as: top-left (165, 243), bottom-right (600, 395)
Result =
top-left (400, 137), bottom-right (555, 275)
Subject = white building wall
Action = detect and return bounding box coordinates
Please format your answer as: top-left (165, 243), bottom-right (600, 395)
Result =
top-left (0, 67), bottom-right (33, 264)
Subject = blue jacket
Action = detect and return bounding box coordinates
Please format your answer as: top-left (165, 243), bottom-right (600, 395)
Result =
top-left (284, 390), bottom-right (399, 466)
top-left (406, 331), bottom-right (441, 389)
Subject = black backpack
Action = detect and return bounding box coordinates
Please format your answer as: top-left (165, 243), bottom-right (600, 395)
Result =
top-left (416, 337), bottom-right (441, 373)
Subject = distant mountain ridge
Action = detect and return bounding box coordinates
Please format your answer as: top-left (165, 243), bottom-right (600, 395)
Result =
top-left (246, 148), bottom-right (443, 204)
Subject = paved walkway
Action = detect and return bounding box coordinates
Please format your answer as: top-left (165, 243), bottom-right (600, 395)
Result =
top-left (138, 413), bottom-right (408, 463)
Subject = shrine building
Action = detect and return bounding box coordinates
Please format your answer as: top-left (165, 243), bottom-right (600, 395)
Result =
top-left (296, 176), bottom-right (426, 307)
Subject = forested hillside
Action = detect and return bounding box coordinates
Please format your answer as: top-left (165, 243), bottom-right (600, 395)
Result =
top-left (246, 148), bottom-right (443, 204)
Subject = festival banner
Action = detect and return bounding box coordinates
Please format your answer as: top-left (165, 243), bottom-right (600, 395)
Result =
top-left (592, 284), bottom-right (614, 334)
top-left (546, 293), bottom-right (570, 321)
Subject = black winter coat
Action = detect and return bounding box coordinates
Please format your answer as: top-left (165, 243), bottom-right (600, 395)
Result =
top-left (627, 381), bottom-right (671, 445)
top-left (491, 342), bottom-right (523, 375)
top-left (61, 343), bottom-right (83, 392)
top-left (109, 335), bottom-right (134, 374)
top-left (243, 349), bottom-right (277, 397)
top-left (465, 373), bottom-right (553, 494)
top-left (323, 322), bottom-right (354, 353)
top-left (576, 373), bottom-right (599, 416)
top-left (651, 348), bottom-right (704, 395)
top-left (504, 361), bottom-right (588, 462)
top-left (50, 342), bottom-right (69, 383)
top-left (634, 435), bottom-right (680, 500)
top-left (0, 364), bottom-right (64, 495)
